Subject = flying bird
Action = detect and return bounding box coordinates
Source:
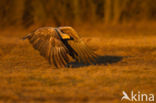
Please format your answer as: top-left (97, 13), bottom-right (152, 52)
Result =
top-left (22, 26), bottom-right (97, 68)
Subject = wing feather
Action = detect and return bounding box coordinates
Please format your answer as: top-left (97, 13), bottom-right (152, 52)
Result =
top-left (75, 43), bottom-right (86, 63)
top-left (58, 48), bottom-right (67, 66)
top-left (49, 47), bottom-right (54, 66)
top-left (52, 47), bottom-right (57, 67)
top-left (60, 47), bottom-right (70, 63)
top-left (67, 40), bottom-right (97, 64)
top-left (78, 45), bottom-right (90, 63)
top-left (56, 48), bottom-right (65, 67)
top-left (54, 48), bottom-right (60, 67)
top-left (58, 27), bottom-right (97, 64)
top-left (25, 27), bottom-right (69, 68)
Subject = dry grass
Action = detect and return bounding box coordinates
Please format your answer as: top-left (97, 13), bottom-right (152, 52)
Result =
top-left (0, 27), bottom-right (156, 103)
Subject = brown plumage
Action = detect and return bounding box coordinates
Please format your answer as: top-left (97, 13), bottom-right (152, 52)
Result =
top-left (23, 26), bottom-right (97, 68)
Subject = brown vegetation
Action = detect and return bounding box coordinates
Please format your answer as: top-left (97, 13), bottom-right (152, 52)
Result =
top-left (0, 26), bottom-right (156, 102)
top-left (0, 0), bottom-right (155, 28)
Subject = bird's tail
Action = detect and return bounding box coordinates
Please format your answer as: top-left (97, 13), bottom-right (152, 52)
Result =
top-left (22, 33), bottom-right (32, 40)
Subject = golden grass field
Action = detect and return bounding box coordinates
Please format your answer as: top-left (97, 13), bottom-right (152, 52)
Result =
top-left (0, 25), bottom-right (156, 103)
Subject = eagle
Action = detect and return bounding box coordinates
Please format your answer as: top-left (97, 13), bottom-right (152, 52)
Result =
top-left (22, 26), bottom-right (97, 68)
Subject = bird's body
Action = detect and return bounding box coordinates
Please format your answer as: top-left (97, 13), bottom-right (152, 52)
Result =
top-left (23, 26), bottom-right (97, 68)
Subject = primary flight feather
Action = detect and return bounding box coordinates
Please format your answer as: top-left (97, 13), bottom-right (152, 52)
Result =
top-left (23, 26), bottom-right (97, 68)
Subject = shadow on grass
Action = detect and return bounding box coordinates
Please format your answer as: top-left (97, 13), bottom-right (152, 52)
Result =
top-left (69, 55), bottom-right (124, 68)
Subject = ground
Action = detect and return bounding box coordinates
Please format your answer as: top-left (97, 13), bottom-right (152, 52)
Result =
top-left (0, 26), bottom-right (156, 103)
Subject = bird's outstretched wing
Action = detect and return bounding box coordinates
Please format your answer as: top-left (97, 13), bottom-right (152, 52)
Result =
top-left (58, 26), bottom-right (97, 63)
top-left (23, 27), bottom-right (70, 68)
top-left (58, 26), bottom-right (80, 40)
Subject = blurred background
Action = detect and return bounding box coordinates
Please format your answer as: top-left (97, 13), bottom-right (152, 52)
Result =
top-left (0, 0), bottom-right (155, 29)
